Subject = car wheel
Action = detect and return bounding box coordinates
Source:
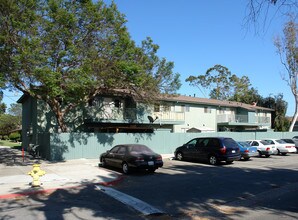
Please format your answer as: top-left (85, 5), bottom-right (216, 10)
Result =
top-left (265, 154), bottom-right (270, 158)
top-left (101, 158), bottom-right (107, 167)
top-left (258, 151), bottom-right (262, 157)
top-left (122, 162), bottom-right (130, 174)
top-left (281, 152), bottom-right (287, 156)
top-left (226, 161), bottom-right (233, 164)
top-left (244, 157), bottom-right (250, 161)
top-left (277, 149), bottom-right (281, 155)
top-left (209, 155), bottom-right (217, 165)
top-left (148, 168), bottom-right (156, 173)
top-left (176, 152), bottom-right (184, 161)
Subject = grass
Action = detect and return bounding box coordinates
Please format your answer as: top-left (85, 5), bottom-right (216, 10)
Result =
top-left (0, 140), bottom-right (22, 149)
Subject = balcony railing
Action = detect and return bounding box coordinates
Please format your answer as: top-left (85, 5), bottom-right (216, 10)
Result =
top-left (152, 111), bottom-right (185, 121)
top-left (86, 107), bottom-right (185, 122)
top-left (217, 114), bottom-right (270, 124)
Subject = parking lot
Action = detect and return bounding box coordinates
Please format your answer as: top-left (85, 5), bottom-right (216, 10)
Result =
top-left (1, 151), bottom-right (298, 220)
top-left (113, 153), bottom-right (298, 219)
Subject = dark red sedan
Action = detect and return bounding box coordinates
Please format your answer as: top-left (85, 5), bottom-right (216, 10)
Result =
top-left (99, 144), bottom-right (163, 174)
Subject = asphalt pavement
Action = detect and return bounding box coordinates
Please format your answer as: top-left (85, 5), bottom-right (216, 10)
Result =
top-left (0, 146), bottom-right (124, 199)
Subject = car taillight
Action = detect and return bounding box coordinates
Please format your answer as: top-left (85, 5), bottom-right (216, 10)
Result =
top-left (135, 157), bottom-right (145, 162)
top-left (286, 146), bottom-right (292, 148)
top-left (220, 146), bottom-right (226, 154)
top-left (244, 150), bottom-right (249, 153)
top-left (156, 156), bottom-right (162, 161)
top-left (266, 147), bottom-right (270, 151)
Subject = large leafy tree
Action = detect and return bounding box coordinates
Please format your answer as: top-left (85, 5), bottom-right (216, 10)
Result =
top-left (186, 65), bottom-right (233, 100)
top-left (274, 19), bottom-right (298, 131)
top-left (186, 64), bottom-right (260, 102)
top-left (0, 0), bottom-right (180, 132)
top-left (260, 94), bottom-right (290, 131)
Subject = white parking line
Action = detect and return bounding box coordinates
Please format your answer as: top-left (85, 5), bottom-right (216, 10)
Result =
top-left (95, 185), bottom-right (165, 216)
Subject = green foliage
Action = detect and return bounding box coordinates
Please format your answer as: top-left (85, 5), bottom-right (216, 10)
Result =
top-left (186, 64), bottom-right (257, 102)
top-left (9, 132), bottom-right (21, 142)
top-left (260, 94), bottom-right (290, 131)
top-left (0, 114), bottom-right (20, 135)
top-left (0, 0), bottom-right (181, 132)
top-left (8, 103), bottom-right (22, 117)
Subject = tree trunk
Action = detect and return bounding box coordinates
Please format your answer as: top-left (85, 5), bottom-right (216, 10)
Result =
top-left (56, 112), bottom-right (68, 132)
top-left (289, 95), bottom-right (298, 131)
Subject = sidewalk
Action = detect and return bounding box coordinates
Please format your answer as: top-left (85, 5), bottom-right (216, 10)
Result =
top-left (0, 146), bottom-right (174, 199)
top-left (0, 146), bottom-right (123, 199)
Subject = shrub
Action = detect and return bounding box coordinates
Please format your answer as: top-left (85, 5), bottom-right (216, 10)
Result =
top-left (9, 132), bottom-right (21, 142)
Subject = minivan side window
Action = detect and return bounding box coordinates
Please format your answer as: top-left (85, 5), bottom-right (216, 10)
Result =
top-left (206, 138), bottom-right (220, 148)
top-left (186, 139), bottom-right (197, 148)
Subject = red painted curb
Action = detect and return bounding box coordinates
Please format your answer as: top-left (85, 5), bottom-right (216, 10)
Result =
top-left (0, 173), bottom-right (124, 200)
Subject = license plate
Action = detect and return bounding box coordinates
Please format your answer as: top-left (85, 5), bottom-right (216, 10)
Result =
top-left (232, 150), bottom-right (235, 153)
top-left (148, 161), bottom-right (154, 166)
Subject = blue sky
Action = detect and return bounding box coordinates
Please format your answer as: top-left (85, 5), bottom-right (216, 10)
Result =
top-left (3, 0), bottom-right (295, 116)
top-left (103, 0), bottom-right (294, 115)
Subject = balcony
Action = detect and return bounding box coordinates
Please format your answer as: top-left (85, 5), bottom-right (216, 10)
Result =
top-left (86, 107), bottom-right (185, 123)
top-left (217, 114), bottom-right (270, 125)
top-left (152, 111), bottom-right (185, 122)
top-left (217, 114), bottom-right (248, 123)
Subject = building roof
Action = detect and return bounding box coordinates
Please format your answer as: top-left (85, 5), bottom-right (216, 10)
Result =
top-left (17, 92), bottom-right (274, 112)
top-left (160, 95), bottom-right (274, 112)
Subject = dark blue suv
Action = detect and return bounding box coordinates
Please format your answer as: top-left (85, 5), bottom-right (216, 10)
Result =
top-left (175, 137), bottom-right (241, 165)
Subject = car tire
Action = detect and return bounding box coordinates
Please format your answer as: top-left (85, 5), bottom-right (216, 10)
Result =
top-left (176, 152), bottom-right (184, 161)
top-left (277, 149), bottom-right (281, 155)
top-left (209, 155), bottom-right (218, 165)
top-left (281, 152), bottom-right (287, 156)
top-left (226, 161), bottom-right (233, 164)
top-left (258, 151), bottom-right (263, 157)
top-left (265, 154), bottom-right (270, 158)
top-left (122, 162), bottom-right (130, 174)
top-left (148, 168), bottom-right (156, 173)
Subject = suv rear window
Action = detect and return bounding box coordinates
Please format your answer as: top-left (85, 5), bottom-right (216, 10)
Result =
top-left (222, 138), bottom-right (238, 148)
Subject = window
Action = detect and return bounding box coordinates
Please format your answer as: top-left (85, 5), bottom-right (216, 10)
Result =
top-left (110, 146), bottom-right (120, 153)
top-left (117, 146), bottom-right (126, 154)
top-left (163, 105), bottom-right (170, 112)
top-left (186, 139), bottom-right (198, 148)
top-left (181, 105), bottom-right (190, 112)
top-left (204, 107), bottom-right (211, 113)
top-left (154, 104), bottom-right (160, 112)
top-left (114, 99), bottom-right (121, 108)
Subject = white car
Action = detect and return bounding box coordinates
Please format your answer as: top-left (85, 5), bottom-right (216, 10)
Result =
top-left (262, 139), bottom-right (296, 155)
top-left (246, 140), bottom-right (277, 157)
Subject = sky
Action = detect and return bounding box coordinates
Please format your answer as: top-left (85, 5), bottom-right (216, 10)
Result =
top-left (3, 0), bottom-right (296, 116)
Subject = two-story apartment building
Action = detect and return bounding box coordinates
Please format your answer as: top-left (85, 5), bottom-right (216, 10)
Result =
top-left (18, 94), bottom-right (273, 158)
top-left (18, 93), bottom-right (273, 137)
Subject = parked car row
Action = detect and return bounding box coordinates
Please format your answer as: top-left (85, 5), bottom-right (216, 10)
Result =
top-left (99, 137), bottom-right (298, 174)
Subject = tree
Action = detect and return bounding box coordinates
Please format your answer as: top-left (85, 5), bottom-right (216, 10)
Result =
top-left (0, 91), bottom-right (6, 114)
top-left (0, 0), bottom-right (180, 132)
top-left (186, 64), bottom-right (259, 102)
top-left (245, 0), bottom-right (298, 33)
top-left (186, 65), bottom-right (234, 100)
top-left (8, 103), bottom-right (22, 117)
top-left (0, 114), bottom-right (20, 135)
top-left (261, 94), bottom-right (290, 131)
top-left (274, 19), bottom-right (298, 131)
